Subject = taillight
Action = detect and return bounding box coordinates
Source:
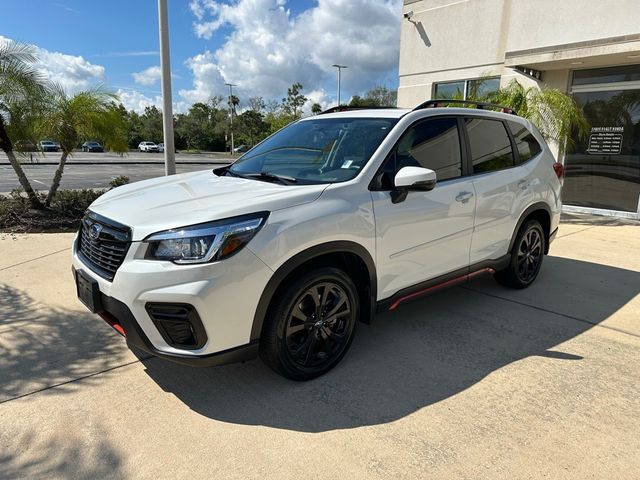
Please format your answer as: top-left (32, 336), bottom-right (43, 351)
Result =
top-left (553, 162), bottom-right (564, 181)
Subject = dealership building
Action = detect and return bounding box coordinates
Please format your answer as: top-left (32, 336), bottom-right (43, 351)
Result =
top-left (398, 0), bottom-right (640, 218)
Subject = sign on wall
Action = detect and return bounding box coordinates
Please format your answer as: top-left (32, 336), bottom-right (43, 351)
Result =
top-left (587, 126), bottom-right (624, 154)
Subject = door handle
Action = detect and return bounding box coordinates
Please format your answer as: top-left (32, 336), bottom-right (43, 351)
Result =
top-left (518, 180), bottom-right (530, 190)
top-left (455, 191), bottom-right (474, 203)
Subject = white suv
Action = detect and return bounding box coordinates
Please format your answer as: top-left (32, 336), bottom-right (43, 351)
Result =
top-left (72, 101), bottom-right (562, 380)
top-left (138, 141), bottom-right (159, 152)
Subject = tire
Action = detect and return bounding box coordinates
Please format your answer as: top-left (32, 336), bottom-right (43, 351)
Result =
top-left (495, 219), bottom-right (546, 289)
top-left (259, 267), bottom-right (359, 381)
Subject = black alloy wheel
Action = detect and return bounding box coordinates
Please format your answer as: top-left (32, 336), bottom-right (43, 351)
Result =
top-left (260, 267), bottom-right (358, 380)
top-left (516, 226), bottom-right (543, 283)
top-left (495, 219), bottom-right (546, 289)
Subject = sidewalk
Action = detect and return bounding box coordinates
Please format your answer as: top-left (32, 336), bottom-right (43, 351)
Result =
top-left (0, 215), bottom-right (639, 479)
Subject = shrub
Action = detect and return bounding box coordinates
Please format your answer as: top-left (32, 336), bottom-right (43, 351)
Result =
top-left (109, 175), bottom-right (130, 188)
top-left (48, 189), bottom-right (106, 217)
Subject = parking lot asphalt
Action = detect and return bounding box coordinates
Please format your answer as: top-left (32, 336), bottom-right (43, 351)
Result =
top-left (0, 214), bottom-right (638, 479)
top-left (0, 151), bottom-right (233, 193)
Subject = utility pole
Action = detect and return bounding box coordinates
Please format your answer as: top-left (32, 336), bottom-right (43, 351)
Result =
top-left (225, 83), bottom-right (237, 155)
top-left (158, 0), bottom-right (175, 175)
top-left (332, 64), bottom-right (348, 106)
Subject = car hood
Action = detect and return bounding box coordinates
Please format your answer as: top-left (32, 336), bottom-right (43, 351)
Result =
top-left (89, 169), bottom-right (328, 240)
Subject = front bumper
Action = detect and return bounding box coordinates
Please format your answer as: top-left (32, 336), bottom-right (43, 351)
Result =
top-left (71, 232), bottom-right (273, 363)
top-left (96, 290), bottom-right (258, 366)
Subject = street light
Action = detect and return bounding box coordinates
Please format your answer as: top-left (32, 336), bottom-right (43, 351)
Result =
top-left (157, 0), bottom-right (175, 175)
top-left (332, 64), bottom-right (348, 106)
top-left (225, 82), bottom-right (237, 155)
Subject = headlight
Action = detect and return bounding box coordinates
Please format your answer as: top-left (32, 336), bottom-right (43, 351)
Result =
top-left (144, 212), bottom-right (268, 264)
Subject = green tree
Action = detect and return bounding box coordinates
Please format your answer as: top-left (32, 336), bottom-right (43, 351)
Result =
top-left (237, 110), bottom-right (268, 146)
top-left (0, 40), bottom-right (48, 208)
top-left (482, 79), bottom-right (589, 155)
top-left (248, 96), bottom-right (265, 113)
top-left (311, 102), bottom-right (323, 115)
top-left (282, 82), bottom-right (307, 118)
top-left (228, 94), bottom-right (240, 117)
top-left (140, 105), bottom-right (163, 143)
top-left (40, 84), bottom-right (128, 206)
top-left (349, 86), bottom-right (397, 107)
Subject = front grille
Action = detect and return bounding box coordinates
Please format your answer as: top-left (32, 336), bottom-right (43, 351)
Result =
top-left (77, 212), bottom-right (131, 281)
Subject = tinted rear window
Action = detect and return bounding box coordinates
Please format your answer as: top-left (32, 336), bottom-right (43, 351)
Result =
top-left (507, 120), bottom-right (542, 163)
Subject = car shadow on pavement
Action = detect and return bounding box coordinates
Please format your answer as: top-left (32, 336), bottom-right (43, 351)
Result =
top-left (0, 284), bottom-right (132, 403)
top-left (141, 255), bottom-right (640, 432)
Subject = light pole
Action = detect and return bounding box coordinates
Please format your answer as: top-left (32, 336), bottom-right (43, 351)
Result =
top-left (157, 0), bottom-right (175, 175)
top-left (225, 82), bottom-right (237, 154)
top-left (332, 64), bottom-right (348, 106)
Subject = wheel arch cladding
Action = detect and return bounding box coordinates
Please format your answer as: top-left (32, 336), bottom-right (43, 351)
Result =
top-left (250, 241), bottom-right (377, 342)
top-left (509, 203), bottom-right (552, 255)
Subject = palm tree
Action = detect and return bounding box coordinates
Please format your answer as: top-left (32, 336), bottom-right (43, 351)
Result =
top-left (0, 40), bottom-right (48, 208)
top-left (481, 80), bottom-right (589, 155)
top-left (41, 84), bottom-right (128, 206)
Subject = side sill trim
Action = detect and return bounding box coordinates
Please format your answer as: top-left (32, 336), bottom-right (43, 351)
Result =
top-left (376, 255), bottom-right (510, 312)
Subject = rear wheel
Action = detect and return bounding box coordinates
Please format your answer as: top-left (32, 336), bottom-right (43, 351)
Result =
top-left (495, 219), bottom-right (545, 289)
top-left (260, 267), bottom-right (358, 381)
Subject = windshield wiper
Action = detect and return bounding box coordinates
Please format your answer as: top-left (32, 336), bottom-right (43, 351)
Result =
top-left (244, 171), bottom-right (298, 185)
top-left (223, 167), bottom-right (297, 185)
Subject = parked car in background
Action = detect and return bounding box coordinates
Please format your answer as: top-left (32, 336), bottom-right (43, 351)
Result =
top-left (138, 141), bottom-right (159, 152)
top-left (157, 143), bottom-right (165, 153)
top-left (14, 140), bottom-right (38, 152)
top-left (233, 144), bottom-right (249, 153)
top-left (82, 141), bottom-right (104, 152)
top-left (72, 101), bottom-right (562, 381)
top-left (39, 140), bottom-right (59, 152)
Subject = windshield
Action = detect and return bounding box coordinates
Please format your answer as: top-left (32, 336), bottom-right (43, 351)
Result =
top-left (229, 117), bottom-right (398, 184)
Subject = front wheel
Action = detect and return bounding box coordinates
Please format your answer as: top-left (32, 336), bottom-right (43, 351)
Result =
top-left (495, 219), bottom-right (545, 289)
top-left (260, 267), bottom-right (359, 381)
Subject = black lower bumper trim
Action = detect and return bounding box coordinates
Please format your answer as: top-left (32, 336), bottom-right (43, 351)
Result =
top-left (100, 294), bottom-right (259, 367)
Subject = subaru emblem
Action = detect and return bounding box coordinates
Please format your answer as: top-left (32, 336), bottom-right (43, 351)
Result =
top-left (89, 223), bottom-right (103, 240)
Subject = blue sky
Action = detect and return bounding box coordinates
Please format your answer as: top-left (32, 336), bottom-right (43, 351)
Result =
top-left (0, 0), bottom-right (401, 113)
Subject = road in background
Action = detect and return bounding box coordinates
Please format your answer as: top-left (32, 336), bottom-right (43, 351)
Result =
top-left (0, 151), bottom-right (233, 193)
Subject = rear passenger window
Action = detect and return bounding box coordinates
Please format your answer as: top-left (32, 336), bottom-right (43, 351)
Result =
top-left (507, 120), bottom-right (542, 163)
top-left (394, 117), bottom-right (462, 181)
top-left (465, 118), bottom-right (514, 174)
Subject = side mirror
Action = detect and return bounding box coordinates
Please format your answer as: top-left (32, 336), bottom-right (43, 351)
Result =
top-left (391, 166), bottom-right (437, 203)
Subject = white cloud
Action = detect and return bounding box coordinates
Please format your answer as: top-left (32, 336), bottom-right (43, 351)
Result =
top-left (132, 66), bottom-right (162, 86)
top-left (0, 35), bottom-right (105, 94)
top-left (116, 88), bottom-right (189, 114)
top-left (116, 89), bottom-right (160, 113)
top-left (182, 0), bottom-right (401, 105)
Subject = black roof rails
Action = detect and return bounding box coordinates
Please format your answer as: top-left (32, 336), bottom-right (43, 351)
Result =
top-left (318, 105), bottom-right (398, 115)
top-left (413, 99), bottom-right (517, 116)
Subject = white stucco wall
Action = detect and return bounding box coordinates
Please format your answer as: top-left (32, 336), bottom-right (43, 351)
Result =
top-left (398, 0), bottom-right (640, 108)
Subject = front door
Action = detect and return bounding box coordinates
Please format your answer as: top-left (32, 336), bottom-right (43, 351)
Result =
top-left (371, 116), bottom-right (476, 300)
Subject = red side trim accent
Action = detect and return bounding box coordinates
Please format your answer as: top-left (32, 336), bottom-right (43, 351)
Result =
top-left (388, 268), bottom-right (495, 311)
top-left (99, 312), bottom-right (126, 337)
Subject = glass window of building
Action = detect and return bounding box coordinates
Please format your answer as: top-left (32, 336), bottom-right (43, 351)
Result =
top-left (434, 77), bottom-right (500, 100)
top-left (564, 65), bottom-right (640, 213)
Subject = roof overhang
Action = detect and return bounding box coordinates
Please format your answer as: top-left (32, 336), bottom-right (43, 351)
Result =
top-left (505, 34), bottom-right (640, 71)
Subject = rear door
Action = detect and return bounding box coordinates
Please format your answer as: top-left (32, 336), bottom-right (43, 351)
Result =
top-left (371, 116), bottom-right (476, 299)
top-left (463, 116), bottom-right (535, 264)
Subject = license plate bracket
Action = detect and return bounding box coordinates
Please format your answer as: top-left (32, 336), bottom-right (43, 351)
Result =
top-left (75, 269), bottom-right (103, 313)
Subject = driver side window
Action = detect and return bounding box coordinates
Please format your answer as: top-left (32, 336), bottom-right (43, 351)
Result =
top-left (378, 117), bottom-right (463, 189)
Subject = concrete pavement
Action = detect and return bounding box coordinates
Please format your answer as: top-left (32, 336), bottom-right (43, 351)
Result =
top-left (0, 215), bottom-right (639, 479)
